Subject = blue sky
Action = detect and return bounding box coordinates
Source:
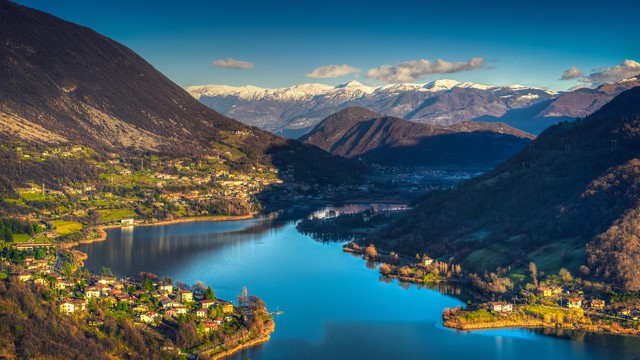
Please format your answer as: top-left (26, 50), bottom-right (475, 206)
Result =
top-left (14, 0), bottom-right (640, 90)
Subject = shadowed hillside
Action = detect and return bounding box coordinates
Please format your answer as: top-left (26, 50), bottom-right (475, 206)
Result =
top-left (300, 107), bottom-right (533, 168)
top-left (384, 86), bottom-right (640, 291)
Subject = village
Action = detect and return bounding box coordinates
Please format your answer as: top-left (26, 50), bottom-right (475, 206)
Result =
top-left (0, 239), bottom-right (275, 357)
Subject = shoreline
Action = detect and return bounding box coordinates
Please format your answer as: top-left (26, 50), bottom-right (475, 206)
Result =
top-left (60, 213), bottom-right (258, 251)
top-left (61, 212), bottom-right (275, 357)
top-left (206, 332), bottom-right (273, 360)
top-left (443, 319), bottom-right (640, 337)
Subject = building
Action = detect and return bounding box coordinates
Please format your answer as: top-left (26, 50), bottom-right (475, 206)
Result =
top-left (567, 298), bottom-right (582, 309)
top-left (590, 299), bottom-right (605, 310)
top-left (201, 320), bottom-right (221, 333)
top-left (140, 312), bottom-right (158, 323)
top-left (490, 303), bottom-right (513, 313)
top-left (537, 287), bottom-right (552, 297)
top-left (85, 287), bottom-right (101, 299)
top-left (17, 272), bottom-right (32, 282)
top-left (59, 301), bottom-right (75, 315)
top-left (199, 299), bottom-right (215, 309)
top-left (178, 290), bottom-right (193, 303)
top-left (196, 308), bottom-right (208, 318)
top-left (174, 306), bottom-right (187, 315)
top-left (222, 303), bottom-right (234, 314)
top-left (120, 218), bottom-right (135, 226)
top-left (157, 283), bottom-right (173, 294)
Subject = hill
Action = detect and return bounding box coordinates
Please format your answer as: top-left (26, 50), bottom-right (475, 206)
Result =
top-left (0, 0), bottom-right (364, 209)
top-left (383, 86), bottom-right (640, 291)
top-left (300, 107), bottom-right (534, 168)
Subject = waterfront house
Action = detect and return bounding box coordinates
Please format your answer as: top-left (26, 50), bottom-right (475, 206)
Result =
top-left (490, 303), bottom-right (513, 312)
top-left (567, 298), bottom-right (582, 309)
top-left (178, 290), bottom-right (193, 303)
top-left (590, 299), bottom-right (605, 310)
top-left (120, 218), bottom-right (135, 226)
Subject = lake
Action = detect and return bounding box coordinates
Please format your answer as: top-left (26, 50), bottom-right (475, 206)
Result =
top-left (77, 218), bottom-right (640, 360)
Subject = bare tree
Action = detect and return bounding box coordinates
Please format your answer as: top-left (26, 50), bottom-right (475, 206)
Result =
top-left (192, 281), bottom-right (207, 295)
top-left (528, 262), bottom-right (538, 288)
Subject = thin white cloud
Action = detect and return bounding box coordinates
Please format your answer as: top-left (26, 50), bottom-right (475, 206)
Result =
top-left (560, 67), bottom-right (584, 80)
top-left (306, 64), bottom-right (361, 78)
top-left (366, 57), bottom-right (485, 83)
top-left (213, 58), bottom-right (254, 69)
top-left (582, 60), bottom-right (640, 86)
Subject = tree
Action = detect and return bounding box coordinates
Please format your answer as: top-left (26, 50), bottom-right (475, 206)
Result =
top-left (144, 278), bottom-right (155, 292)
top-left (192, 281), bottom-right (207, 295)
top-left (579, 265), bottom-right (590, 276)
top-left (559, 268), bottom-right (573, 284)
top-left (529, 262), bottom-right (538, 288)
top-left (204, 286), bottom-right (215, 301)
top-left (365, 244), bottom-right (378, 258)
top-left (99, 267), bottom-right (114, 277)
top-left (238, 286), bottom-right (248, 306)
top-left (175, 281), bottom-right (188, 290)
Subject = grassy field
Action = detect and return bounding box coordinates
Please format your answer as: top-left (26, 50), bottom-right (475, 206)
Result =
top-left (12, 234), bottom-right (31, 243)
top-left (98, 209), bottom-right (136, 222)
top-left (50, 220), bottom-right (83, 235)
top-left (526, 237), bottom-right (585, 274)
top-left (459, 308), bottom-right (496, 323)
top-left (19, 190), bottom-right (46, 201)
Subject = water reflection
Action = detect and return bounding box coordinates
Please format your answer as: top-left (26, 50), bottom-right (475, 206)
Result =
top-left (77, 218), bottom-right (640, 360)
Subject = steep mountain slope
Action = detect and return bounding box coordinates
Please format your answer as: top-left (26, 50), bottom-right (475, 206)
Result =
top-left (384, 86), bottom-right (640, 291)
top-left (188, 77), bottom-right (640, 136)
top-left (0, 0), bottom-right (364, 190)
top-left (300, 107), bottom-right (534, 168)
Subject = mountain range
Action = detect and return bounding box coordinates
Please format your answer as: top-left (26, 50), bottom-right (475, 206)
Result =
top-left (187, 76), bottom-right (640, 136)
top-left (300, 107), bottom-right (534, 168)
top-left (384, 86), bottom-right (640, 291)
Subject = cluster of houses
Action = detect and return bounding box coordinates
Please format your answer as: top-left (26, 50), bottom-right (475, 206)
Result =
top-left (488, 286), bottom-right (610, 315)
top-left (535, 286), bottom-right (608, 311)
top-left (53, 275), bottom-right (237, 332)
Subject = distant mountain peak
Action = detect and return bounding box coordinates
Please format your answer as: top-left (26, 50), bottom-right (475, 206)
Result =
top-left (335, 80), bottom-right (365, 88)
top-left (424, 79), bottom-right (460, 91)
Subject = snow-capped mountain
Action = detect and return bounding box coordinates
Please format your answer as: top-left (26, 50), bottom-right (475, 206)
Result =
top-left (186, 77), bottom-right (639, 136)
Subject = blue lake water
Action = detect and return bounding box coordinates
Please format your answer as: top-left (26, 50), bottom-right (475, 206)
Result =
top-left (77, 218), bottom-right (640, 359)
